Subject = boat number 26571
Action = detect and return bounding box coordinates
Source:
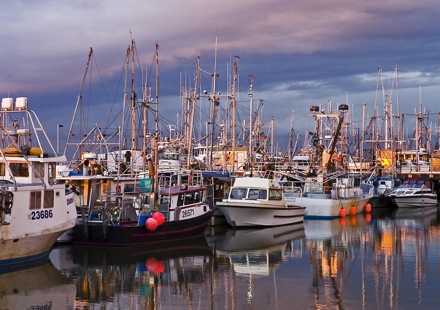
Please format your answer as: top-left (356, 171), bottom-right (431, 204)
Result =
top-left (30, 210), bottom-right (53, 220)
top-left (181, 208), bottom-right (195, 218)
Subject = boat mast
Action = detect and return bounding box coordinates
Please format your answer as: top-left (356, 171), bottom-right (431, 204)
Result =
top-left (248, 74), bottom-right (254, 174)
top-left (64, 47), bottom-right (93, 156)
top-left (153, 42), bottom-right (160, 208)
top-left (208, 39), bottom-right (219, 170)
top-left (185, 56), bottom-right (200, 169)
top-left (130, 38), bottom-right (136, 152)
top-left (231, 56), bottom-right (239, 173)
top-left (288, 111), bottom-right (294, 162)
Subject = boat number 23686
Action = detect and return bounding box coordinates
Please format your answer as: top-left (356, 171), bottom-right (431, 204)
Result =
top-left (181, 208), bottom-right (195, 218)
top-left (30, 210), bottom-right (53, 220)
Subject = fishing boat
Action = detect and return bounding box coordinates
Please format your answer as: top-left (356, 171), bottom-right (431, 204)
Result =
top-left (72, 175), bottom-right (215, 246)
top-left (0, 97), bottom-right (77, 267)
top-left (284, 173), bottom-right (374, 218)
top-left (278, 103), bottom-right (374, 218)
top-left (216, 177), bottom-right (305, 227)
top-left (387, 177), bottom-right (438, 208)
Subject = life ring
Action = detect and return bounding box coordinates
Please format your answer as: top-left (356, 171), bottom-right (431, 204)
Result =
top-left (116, 184), bottom-right (122, 193)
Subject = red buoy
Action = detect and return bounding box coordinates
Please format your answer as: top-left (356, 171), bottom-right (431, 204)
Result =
top-left (146, 217), bottom-right (158, 231)
top-left (152, 212), bottom-right (165, 226)
top-left (350, 205), bottom-right (357, 216)
top-left (365, 203), bottom-right (372, 213)
top-left (339, 207), bottom-right (346, 218)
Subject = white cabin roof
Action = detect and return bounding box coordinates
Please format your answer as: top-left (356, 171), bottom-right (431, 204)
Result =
top-left (232, 177), bottom-right (280, 189)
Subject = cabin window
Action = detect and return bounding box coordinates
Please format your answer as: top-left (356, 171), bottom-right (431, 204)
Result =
top-left (269, 189), bottom-right (282, 201)
top-left (10, 163), bottom-right (29, 177)
top-left (0, 163), bottom-right (5, 176)
top-left (48, 163), bottom-right (56, 185)
top-left (353, 177), bottom-right (361, 187)
top-left (30, 191), bottom-right (41, 209)
top-left (34, 162), bottom-right (45, 179)
top-left (194, 191), bottom-right (202, 203)
top-left (124, 184), bottom-right (135, 192)
top-left (44, 190), bottom-right (54, 208)
top-left (184, 193), bottom-right (194, 204)
top-left (177, 194), bottom-right (184, 206)
top-left (259, 190), bottom-right (267, 199)
top-left (230, 188), bottom-right (246, 199)
top-left (160, 196), bottom-right (170, 205)
top-left (248, 189), bottom-right (260, 200)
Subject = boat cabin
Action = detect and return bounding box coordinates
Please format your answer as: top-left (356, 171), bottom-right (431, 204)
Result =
top-left (228, 177), bottom-right (283, 201)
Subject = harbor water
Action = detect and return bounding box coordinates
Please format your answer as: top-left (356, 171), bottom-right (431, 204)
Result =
top-left (6, 206), bottom-right (440, 309)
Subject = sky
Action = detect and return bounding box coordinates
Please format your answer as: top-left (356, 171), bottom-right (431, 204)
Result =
top-left (1, 0), bottom-right (440, 156)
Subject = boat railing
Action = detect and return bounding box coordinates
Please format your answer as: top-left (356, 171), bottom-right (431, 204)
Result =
top-left (81, 190), bottom-right (150, 225)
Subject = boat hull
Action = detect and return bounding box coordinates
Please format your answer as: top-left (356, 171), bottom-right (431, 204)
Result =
top-left (390, 195), bottom-right (438, 208)
top-left (294, 195), bottom-right (371, 219)
top-left (216, 202), bottom-right (305, 227)
top-left (0, 188), bottom-right (77, 268)
top-left (73, 209), bottom-right (214, 246)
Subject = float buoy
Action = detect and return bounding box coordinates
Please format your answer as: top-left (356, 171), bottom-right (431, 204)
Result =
top-left (339, 207), bottom-right (346, 218)
top-left (152, 212), bottom-right (165, 226)
top-left (350, 205), bottom-right (356, 216)
top-left (146, 217), bottom-right (158, 231)
top-left (365, 203), bottom-right (372, 213)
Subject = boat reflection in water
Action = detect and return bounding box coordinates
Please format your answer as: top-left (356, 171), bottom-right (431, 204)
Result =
top-left (70, 235), bottom-right (214, 309)
top-left (213, 223), bottom-right (306, 308)
top-left (303, 209), bottom-right (440, 309)
top-left (0, 257), bottom-right (75, 310)
top-left (40, 209), bottom-right (440, 309)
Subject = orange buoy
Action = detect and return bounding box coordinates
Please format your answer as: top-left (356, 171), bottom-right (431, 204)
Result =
top-left (365, 203), bottom-right (372, 213)
top-left (339, 207), bottom-right (346, 218)
top-left (152, 212), bottom-right (165, 226)
top-left (350, 205), bottom-right (357, 216)
top-left (146, 217), bottom-right (158, 231)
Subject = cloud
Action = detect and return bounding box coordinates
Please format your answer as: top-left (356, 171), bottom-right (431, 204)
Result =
top-left (1, 0), bottom-right (439, 152)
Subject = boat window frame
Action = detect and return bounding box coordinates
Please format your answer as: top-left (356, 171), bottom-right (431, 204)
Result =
top-left (30, 191), bottom-right (42, 209)
top-left (230, 187), bottom-right (247, 199)
top-left (43, 190), bottom-right (54, 209)
top-left (10, 162), bottom-right (29, 177)
top-left (269, 189), bottom-right (283, 201)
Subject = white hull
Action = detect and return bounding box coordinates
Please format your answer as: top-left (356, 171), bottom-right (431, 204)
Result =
top-left (216, 201), bottom-right (305, 227)
top-left (390, 195), bottom-right (438, 208)
top-left (287, 194), bottom-right (372, 218)
top-left (0, 188), bottom-right (77, 265)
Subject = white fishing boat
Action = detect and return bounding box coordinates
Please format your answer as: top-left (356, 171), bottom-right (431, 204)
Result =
top-left (216, 177), bottom-right (305, 227)
top-left (0, 97), bottom-right (77, 267)
top-left (387, 177), bottom-right (438, 208)
top-left (284, 173), bottom-right (374, 218)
